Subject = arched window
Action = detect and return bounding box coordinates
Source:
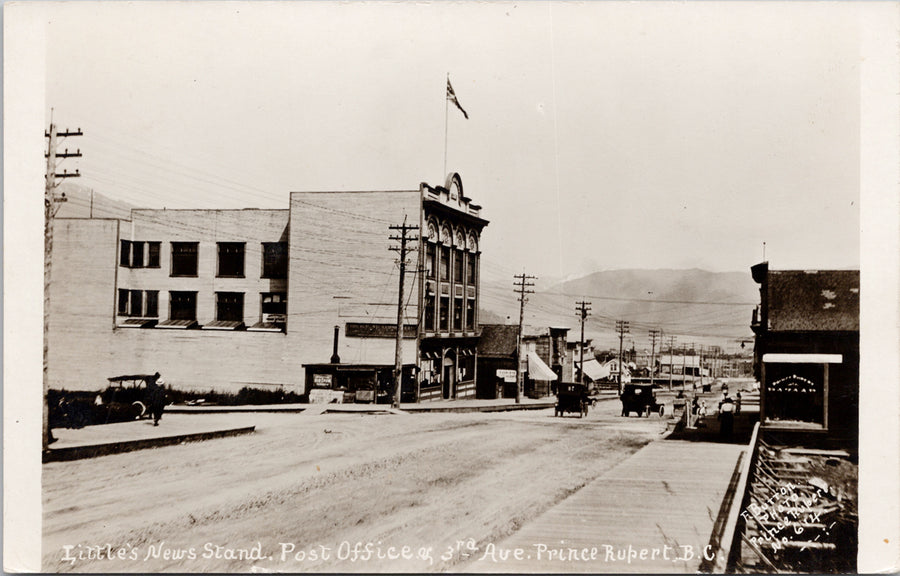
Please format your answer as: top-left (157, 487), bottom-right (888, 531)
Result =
top-left (424, 221), bottom-right (438, 279)
top-left (439, 225), bottom-right (451, 283)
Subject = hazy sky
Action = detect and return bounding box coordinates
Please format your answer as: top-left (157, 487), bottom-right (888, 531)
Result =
top-left (44, 1), bottom-right (862, 281)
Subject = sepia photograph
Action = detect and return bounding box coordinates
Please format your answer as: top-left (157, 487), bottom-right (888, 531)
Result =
top-left (3, 1), bottom-right (899, 573)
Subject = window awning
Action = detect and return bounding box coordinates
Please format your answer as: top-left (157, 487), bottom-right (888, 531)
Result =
top-left (202, 320), bottom-right (245, 331)
top-left (527, 351), bottom-right (558, 381)
top-left (156, 319), bottom-right (199, 330)
top-left (117, 318), bottom-right (158, 329)
top-left (247, 321), bottom-right (285, 333)
top-left (576, 358), bottom-right (609, 381)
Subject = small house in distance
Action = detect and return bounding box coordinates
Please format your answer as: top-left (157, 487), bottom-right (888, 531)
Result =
top-left (750, 262), bottom-right (859, 454)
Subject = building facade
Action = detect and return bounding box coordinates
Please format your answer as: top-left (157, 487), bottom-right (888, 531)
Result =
top-left (47, 173), bottom-right (487, 401)
top-left (750, 263), bottom-right (859, 452)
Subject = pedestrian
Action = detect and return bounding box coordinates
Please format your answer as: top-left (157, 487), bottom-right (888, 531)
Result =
top-left (146, 373), bottom-right (167, 426)
top-left (718, 395), bottom-right (735, 439)
top-left (735, 391), bottom-right (742, 414)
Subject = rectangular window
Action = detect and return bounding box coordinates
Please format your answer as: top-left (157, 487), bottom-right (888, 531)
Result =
top-left (764, 363), bottom-right (826, 427)
top-left (439, 296), bottom-right (449, 331)
top-left (131, 241), bottom-right (144, 268)
top-left (424, 294), bottom-right (436, 331)
top-left (147, 242), bottom-right (161, 268)
top-left (171, 242), bottom-right (199, 277)
top-left (467, 253), bottom-right (476, 284)
top-left (217, 242), bottom-right (245, 278)
top-left (453, 297), bottom-right (463, 331)
top-left (454, 250), bottom-right (464, 284)
top-left (169, 291), bottom-right (197, 321)
top-left (119, 289), bottom-right (158, 317)
top-left (129, 289), bottom-right (143, 317)
top-left (466, 299), bottom-right (475, 330)
top-left (261, 242), bottom-right (288, 279)
top-left (118, 289), bottom-right (129, 315)
top-left (145, 291), bottom-right (159, 318)
top-left (261, 292), bottom-right (287, 323)
top-left (440, 246), bottom-right (450, 282)
top-left (216, 292), bottom-right (244, 322)
top-left (120, 240), bottom-right (131, 267)
top-left (425, 244), bottom-right (436, 279)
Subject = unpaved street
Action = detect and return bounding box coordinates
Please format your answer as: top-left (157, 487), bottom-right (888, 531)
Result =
top-left (43, 400), bottom-right (669, 572)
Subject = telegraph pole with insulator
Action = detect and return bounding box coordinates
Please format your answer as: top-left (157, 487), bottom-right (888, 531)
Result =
top-left (648, 329), bottom-right (660, 387)
top-left (43, 113), bottom-right (81, 450)
top-left (389, 217), bottom-right (418, 409)
top-left (575, 301), bottom-right (591, 384)
top-left (615, 320), bottom-right (630, 395)
top-left (513, 273), bottom-right (536, 404)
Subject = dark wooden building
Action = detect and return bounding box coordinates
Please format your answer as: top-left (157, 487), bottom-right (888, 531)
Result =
top-left (475, 324), bottom-right (565, 399)
top-left (750, 262), bottom-right (859, 453)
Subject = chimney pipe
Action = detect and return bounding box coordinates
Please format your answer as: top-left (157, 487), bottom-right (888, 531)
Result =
top-left (330, 325), bottom-right (341, 364)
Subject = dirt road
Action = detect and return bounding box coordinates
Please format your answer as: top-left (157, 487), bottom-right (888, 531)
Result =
top-left (43, 400), bottom-right (669, 572)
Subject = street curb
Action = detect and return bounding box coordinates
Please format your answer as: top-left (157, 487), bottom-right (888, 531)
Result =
top-left (42, 426), bottom-right (256, 463)
top-left (401, 401), bottom-right (556, 414)
top-left (166, 406), bottom-right (306, 414)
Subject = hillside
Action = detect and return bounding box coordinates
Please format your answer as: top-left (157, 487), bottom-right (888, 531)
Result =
top-left (54, 182), bottom-right (135, 220)
top-left (479, 268), bottom-right (758, 351)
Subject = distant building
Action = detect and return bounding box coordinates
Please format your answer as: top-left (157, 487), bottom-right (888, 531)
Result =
top-left (47, 173), bottom-right (488, 402)
top-left (657, 354), bottom-right (707, 383)
top-left (750, 262), bottom-right (859, 452)
top-left (475, 324), bottom-right (567, 399)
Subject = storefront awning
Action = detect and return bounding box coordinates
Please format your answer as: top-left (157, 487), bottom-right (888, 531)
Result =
top-left (576, 358), bottom-right (609, 381)
top-left (527, 351), bottom-right (558, 381)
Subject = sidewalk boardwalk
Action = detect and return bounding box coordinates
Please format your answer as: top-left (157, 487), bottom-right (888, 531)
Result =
top-left (44, 413), bottom-right (258, 462)
top-left (465, 439), bottom-right (747, 573)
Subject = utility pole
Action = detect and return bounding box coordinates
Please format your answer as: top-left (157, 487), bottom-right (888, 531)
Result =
top-left (615, 320), bottom-right (629, 395)
top-left (514, 273), bottom-right (536, 404)
top-left (667, 335), bottom-right (676, 390)
top-left (575, 301), bottom-right (591, 384)
top-left (689, 342), bottom-right (696, 390)
top-left (44, 116), bottom-right (81, 449)
top-left (389, 217), bottom-right (419, 409)
top-left (648, 329), bottom-right (660, 387)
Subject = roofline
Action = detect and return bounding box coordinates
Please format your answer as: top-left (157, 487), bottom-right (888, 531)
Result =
top-left (290, 190), bottom-right (419, 195)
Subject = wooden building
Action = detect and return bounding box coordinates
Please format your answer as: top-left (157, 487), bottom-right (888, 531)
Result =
top-left (750, 262), bottom-right (859, 453)
top-left (474, 324), bottom-right (567, 399)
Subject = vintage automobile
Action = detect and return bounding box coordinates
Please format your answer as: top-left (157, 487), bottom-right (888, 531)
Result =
top-left (103, 374), bottom-right (162, 422)
top-left (620, 383), bottom-right (665, 417)
top-left (555, 382), bottom-right (590, 418)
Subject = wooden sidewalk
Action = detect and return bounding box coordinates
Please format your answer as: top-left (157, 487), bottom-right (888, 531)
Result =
top-left (465, 440), bottom-right (747, 573)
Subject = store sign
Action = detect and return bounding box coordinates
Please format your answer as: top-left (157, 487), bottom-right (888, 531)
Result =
top-left (496, 369), bottom-right (516, 382)
top-left (309, 389), bottom-right (343, 404)
top-left (313, 373), bottom-right (333, 387)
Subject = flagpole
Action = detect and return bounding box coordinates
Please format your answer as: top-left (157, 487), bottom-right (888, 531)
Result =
top-left (443, 73), bottom-right (449, 179)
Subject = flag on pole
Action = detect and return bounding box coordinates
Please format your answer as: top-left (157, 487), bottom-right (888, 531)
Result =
top-left (446, 78), bottom-right (469, 119)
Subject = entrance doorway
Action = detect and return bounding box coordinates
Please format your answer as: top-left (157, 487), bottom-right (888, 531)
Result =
top-left (442, 353), bottom-right (456, 399)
